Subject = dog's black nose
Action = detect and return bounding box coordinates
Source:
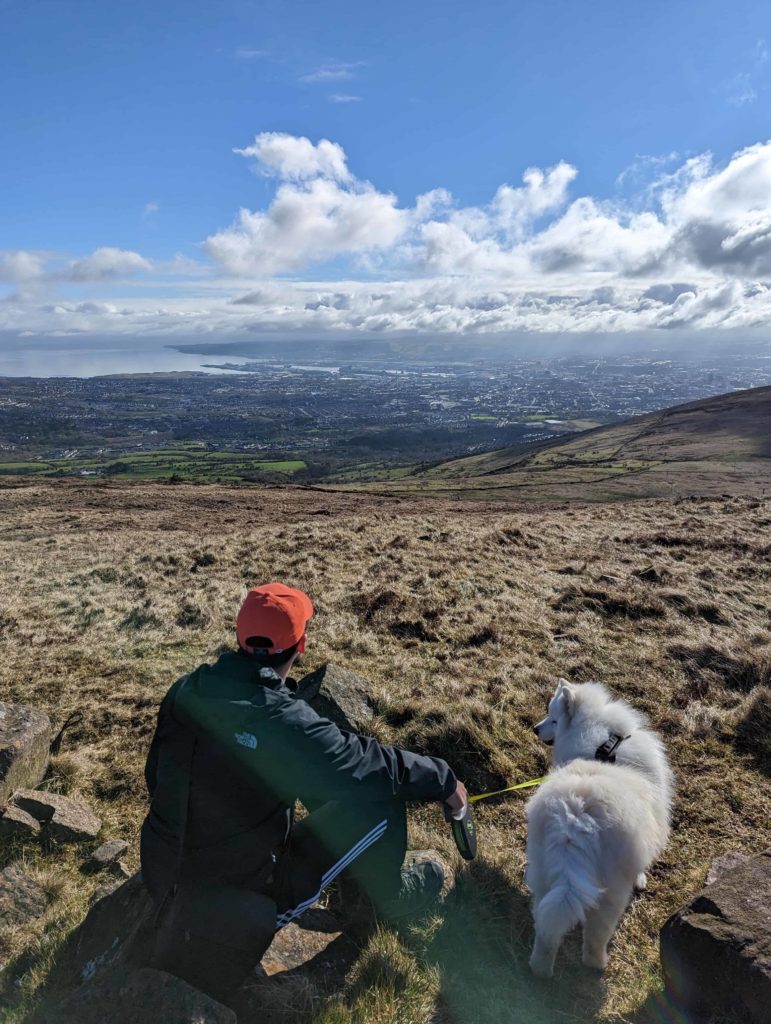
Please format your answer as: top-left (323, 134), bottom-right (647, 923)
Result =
top-left (533, 725), bottom-right (540, 735)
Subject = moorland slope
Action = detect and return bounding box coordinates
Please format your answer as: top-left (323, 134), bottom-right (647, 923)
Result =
top-left (346, 384), bottom-right (771, 503)
top-left (0, 479), bottom-right (769, 1023)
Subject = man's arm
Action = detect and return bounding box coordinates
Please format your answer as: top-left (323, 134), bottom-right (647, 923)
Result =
top-left (144, 730), bottom-right (159, 797)
top-left (177, 683), bottom-right (457, 808)
top-left (274, 697), bottom-right (458, 806)
top-left (144, 677), bottom-right (187, 798)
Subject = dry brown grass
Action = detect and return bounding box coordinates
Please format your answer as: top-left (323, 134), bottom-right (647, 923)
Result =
top-left (1, 478), bottom-right (770, 1023)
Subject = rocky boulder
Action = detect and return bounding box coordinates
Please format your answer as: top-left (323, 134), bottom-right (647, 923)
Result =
top-left (706, 850), bottom-right (749, 885)
top-left (0, 864), bottom-right (49, 929)
top-left (0, 802), bottom-right (42, 839)
top-left (56, 872), bottom-right (155, 987)
top-left (11, 788), bottom-right (101, 841)
top-left (262, 908), bottom-right (353, 976)
top-left (0, 701), bottom-right (51, 805)
top-left (85, 839), bottom-right (130, 872)
top-left (660, 848), bottom-right (771, 1021)
top-left (296, 663), bottom-right (377, 732)
top-left (44, 966), bottom-right (235, 1024)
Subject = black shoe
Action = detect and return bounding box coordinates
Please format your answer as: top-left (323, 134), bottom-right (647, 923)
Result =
top-left (380, 856), bottom-right (445, 921)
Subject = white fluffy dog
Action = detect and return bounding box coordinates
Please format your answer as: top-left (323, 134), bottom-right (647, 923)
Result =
top-left (525, 680), bottom-right (673, 978)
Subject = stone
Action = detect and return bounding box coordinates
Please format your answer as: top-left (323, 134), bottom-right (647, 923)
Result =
top-left (261, 908), bottom-right (347, 976)
top-left (706, 851), bottom-right (750, 886)
top-left (0, 802), bottom-right (42, 839)
top-left (634, 564), bottom-right (663, 583)
top-left (56, 872), bottom-right (155, 987)
top-left (45, 966), bottom-right (235, 1024)
top-left (85, 839), bottom-right (130, 872)
top-left (0, 864), bottom-right (49, 928)
top-left (0, 701), bottom-right (51, 805)
top-left (90, 878), bottom-right (123, 905)
top-left (296, 663), bottom-right (376, 732)
top-left (660, 848), bottom-right (771, 1022)
top-left (11, 788), bottom-right (101, 841)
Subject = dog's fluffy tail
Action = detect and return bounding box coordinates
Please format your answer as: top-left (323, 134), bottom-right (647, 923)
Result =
top-left (533, 795), bottom-right (603, 944)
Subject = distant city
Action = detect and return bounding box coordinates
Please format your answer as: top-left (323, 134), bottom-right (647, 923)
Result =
top-left (1, 350), bottom-right (770, 482)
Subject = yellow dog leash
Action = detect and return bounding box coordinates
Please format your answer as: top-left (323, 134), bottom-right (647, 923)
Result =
top-left (469, 775), bottom-right (546, 804)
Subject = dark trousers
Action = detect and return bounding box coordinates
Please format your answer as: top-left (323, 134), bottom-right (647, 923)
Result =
top-left (151, 799), bottom-right (407, 1001)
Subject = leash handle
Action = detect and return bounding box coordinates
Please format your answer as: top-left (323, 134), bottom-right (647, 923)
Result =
top-left (443, 776), bottom-right (545, 859)
top-left (444, 801), bottom-right (477, 860)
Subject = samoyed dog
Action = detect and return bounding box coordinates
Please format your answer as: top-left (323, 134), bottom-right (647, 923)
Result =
top-left (525, 679), bottom-right (673, 978)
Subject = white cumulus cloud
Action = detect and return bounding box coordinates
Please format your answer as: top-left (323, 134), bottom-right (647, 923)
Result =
top-left (8, 136), bottom-right (771, 342)
top-left (204, 178), bottom-right (408, 275)
top-left (0, 250), bottom-right (46, 283)
top-left (65, 247), bottom-right (152, 281)
top-left (234, 132), bottom-right (351, 182)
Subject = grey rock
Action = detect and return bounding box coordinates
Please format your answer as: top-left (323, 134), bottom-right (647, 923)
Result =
top-left (660, 847), bottom-right (771, 1021)
top-left (706, 851), bottom-right (750, 885)
top-left (0, 864), bottom-right (49, 928)
top-left (0, 802), bottom-right (42, 839)
top-left (296, 663), bottom-right (376, 732)
top-left (90, 878), bottom-right (123, 905)
top-left (12, 787), bottom-right (101, 841)
top-left (0, 701), bottom-right (51, 806)
top-left (57, 872), bottom-right (155, 987)
top-left (261, 908), bottom-right (345, 976)
top-left (45, 966), bottom-right (235, 1024)
top-left (86, 839), bottom-right (130, 871)
top-left (109, 860), bottom-right (132, 879)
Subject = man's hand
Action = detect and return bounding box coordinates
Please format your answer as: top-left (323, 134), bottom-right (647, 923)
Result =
top-left (444, 780), bottom-right (469, 814)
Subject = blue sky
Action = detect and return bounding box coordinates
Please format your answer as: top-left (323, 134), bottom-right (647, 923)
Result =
top-left (2, 0), bottom-right (771, 341)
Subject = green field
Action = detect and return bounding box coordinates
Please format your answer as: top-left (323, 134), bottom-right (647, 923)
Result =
top-left (0, 449), bottom-right (307, 483)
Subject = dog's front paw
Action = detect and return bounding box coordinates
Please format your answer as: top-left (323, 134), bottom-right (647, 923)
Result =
top-left (582, 947), bottom-right (608, 972)
top-left (635, 872), bottom-right (647, 891)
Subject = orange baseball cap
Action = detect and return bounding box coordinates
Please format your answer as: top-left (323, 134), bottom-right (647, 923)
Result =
top-left (236, 583), bottom-right (314, 655)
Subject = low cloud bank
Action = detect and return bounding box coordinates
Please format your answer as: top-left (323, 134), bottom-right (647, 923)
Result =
top-left (3, 134), bottom-right (771, 339)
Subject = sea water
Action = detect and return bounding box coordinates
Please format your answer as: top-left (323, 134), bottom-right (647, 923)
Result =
top-left (0, 337), bottom-right (243, 377)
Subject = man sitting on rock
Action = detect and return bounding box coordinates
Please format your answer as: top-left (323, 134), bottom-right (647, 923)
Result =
top-left (141, 582), bottom-right (467, 1001)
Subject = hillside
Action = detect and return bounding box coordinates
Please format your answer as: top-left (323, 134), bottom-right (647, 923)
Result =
top-left (344, 385), bottom-right (771, 503)
top-left (0, 479), bottom-right (770, 1024)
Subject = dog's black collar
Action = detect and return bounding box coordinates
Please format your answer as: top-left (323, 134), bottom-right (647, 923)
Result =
top-left (595, 733), bottom-right (631, 764)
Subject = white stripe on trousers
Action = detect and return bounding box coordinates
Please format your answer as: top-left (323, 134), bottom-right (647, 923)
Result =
top-left (275, 818), bottom-right (388, 929)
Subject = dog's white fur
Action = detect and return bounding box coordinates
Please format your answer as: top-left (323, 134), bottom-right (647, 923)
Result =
top-left (525, 679), bottom-right (673, 978)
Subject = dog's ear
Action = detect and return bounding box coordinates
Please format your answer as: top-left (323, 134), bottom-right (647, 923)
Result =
top-left (558, 680), bottom-right (576, 719)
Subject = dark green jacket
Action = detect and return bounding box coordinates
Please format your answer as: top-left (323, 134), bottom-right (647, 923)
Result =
top-left (140, 651), bottom-right (456, 903)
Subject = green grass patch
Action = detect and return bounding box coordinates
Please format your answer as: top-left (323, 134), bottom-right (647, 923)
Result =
top-left (0, 450), bottom-right (307, 483)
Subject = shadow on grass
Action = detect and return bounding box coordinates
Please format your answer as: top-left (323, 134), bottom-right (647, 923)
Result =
top-left (233, 859), bottom-right (610, 1024)
top-left (734, 686), bottom-right (771, 778)
top-left (632, 989), bottom-right (699, 1024)
top-left (426, 859), bottom-right (606, 1024)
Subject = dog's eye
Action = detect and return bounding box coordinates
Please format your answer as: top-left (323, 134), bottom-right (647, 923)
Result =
top-left (551, 720), bottom-right (557, 725)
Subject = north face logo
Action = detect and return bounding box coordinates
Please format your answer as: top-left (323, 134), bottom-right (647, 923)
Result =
top-left (234, 731), bottom-right (258, 750)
